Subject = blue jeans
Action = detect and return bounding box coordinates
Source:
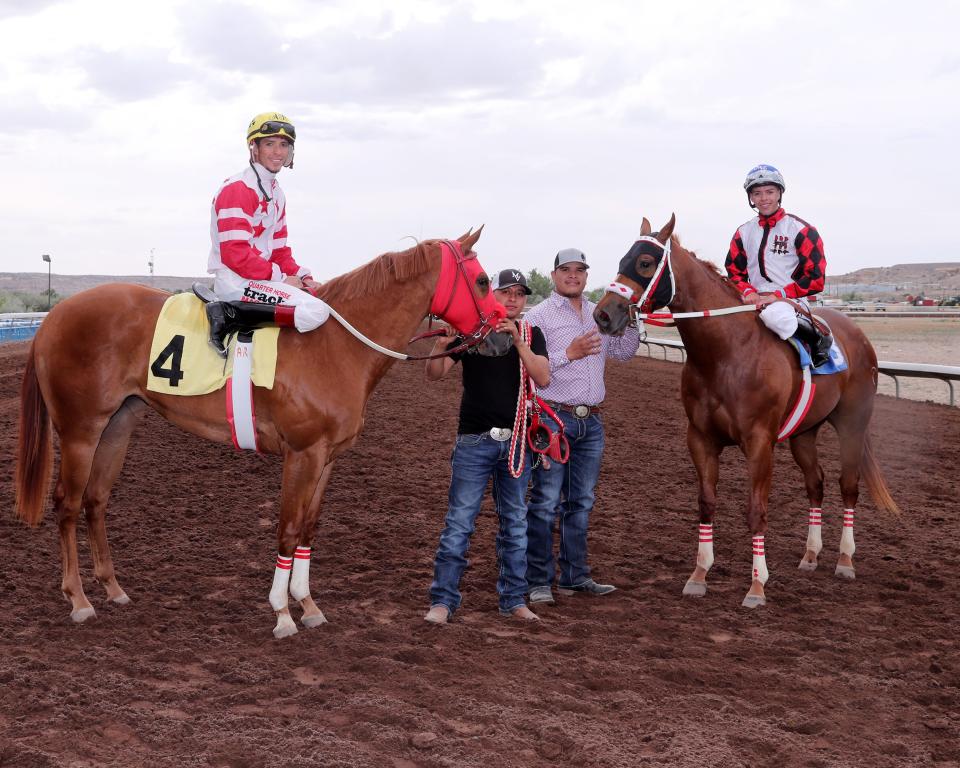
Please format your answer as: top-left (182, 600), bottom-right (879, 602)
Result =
top-left (429, 433), bottom-right (532, 614)
top-left (526, 411), bottom-right (605, 589)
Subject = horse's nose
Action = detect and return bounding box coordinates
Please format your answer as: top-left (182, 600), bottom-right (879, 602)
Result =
top-left (595, 309), bottom-right (611, 332)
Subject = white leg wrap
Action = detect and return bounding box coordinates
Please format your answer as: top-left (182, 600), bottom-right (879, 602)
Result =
top-left (839, 508), bottom-right (856, 556)
top-left (290, 546), bottom-right (311, 601)
top-left (806, 507), bottom-right (823, 554)
top-left (269, 554), bottom-right (293, 611)
top-left (697, 523), bottom-right (714, 571)
top-left (752, 535), bottom-right (769, 584)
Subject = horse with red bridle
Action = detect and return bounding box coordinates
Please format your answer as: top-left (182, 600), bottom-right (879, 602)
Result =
top-left (593, 215), bottom-right (897, 608)
top-left (15, 230), bottom-right (505, 637)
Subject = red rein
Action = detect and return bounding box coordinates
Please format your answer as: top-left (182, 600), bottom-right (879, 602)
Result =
top-left (507, 322), bottom-right (570, 478)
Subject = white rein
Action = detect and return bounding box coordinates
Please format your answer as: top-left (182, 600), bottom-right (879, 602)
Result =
top-left (604, 235), bottom-right (761, 325)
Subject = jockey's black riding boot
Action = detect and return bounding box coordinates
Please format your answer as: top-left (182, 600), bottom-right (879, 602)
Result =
top-left (205, 301), bottom-right (296, 359)
top-left (795, 315), bottom-right (832, 368)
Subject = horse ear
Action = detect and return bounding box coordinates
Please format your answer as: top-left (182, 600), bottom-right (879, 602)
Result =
top-left (656, 213), bottom-right (676, 245)
top-left (640, 217), bottom-right (652, 236)
top-left (461, 224), bottom-right (484, 253)
top-left (456, 228), bottom-right (473, 241)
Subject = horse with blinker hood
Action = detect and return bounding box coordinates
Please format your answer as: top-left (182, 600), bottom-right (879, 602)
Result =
top-left (593, 215), bottom-right (897, 608)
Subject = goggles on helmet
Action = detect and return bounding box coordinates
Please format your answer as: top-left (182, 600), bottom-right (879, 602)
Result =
top-left (249, 121), bottom-right (296, 143)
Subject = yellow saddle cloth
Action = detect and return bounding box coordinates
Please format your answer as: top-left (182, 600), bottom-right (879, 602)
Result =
top-left (146, 293), bottom-right (279, 396)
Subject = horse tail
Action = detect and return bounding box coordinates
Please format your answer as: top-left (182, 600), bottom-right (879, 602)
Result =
top-left (15, 342), bottom-right (53, 527)
top-left (862, 434), bottom-right (899, 516)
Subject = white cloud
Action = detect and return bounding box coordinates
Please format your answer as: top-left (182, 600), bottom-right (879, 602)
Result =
top-left (0, 0), bottom-right (958, 284)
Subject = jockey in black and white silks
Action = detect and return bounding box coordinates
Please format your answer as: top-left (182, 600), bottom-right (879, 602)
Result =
top-left (724, 164), bottom-right (831, 366)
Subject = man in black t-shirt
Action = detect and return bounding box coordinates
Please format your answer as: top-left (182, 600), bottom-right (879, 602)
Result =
top-left (424, 269), bottom-right (550, 624)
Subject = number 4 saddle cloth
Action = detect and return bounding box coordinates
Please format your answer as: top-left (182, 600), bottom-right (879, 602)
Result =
top-left (147, 293), bottom-right (280, 396)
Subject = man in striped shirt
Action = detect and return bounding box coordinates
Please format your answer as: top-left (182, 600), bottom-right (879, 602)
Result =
top-left (200, 112), bottom-right (330, 357)
top-left (524, 248), bottom-right (642, 605)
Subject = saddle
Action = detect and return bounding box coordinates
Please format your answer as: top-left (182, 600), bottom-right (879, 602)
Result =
top-left (146, 292), bottom-right (279, 396)
top-left (778, 298), bottom-right (833, 369)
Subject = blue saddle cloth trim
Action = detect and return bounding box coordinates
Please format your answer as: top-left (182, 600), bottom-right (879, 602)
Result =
top-left (787, 336), bottom-right (848, 375)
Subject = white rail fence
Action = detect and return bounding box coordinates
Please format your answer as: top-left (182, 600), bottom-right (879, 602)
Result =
top-left (638, 337), bottom-right (960, 407)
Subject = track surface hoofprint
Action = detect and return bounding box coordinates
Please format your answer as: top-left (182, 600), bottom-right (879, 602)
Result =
top-left (1, 340), bottom-right (958, 767)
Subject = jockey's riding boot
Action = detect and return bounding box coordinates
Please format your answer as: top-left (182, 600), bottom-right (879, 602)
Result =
top-left (795, 315), bottom-right (833, 368)
top-left (205, 301), bottom-right (296, 359)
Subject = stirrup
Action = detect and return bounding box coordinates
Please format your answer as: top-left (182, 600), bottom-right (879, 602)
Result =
top-left (192, 282), bottom-right (218, 304)
top-left (812, 337), bottom-right (832, 368)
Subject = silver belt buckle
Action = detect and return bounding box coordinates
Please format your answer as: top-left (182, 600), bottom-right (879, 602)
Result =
top-left (573, 405), bottom-right (591, 419)
top-left (489, 427), bottom-right (512, 441)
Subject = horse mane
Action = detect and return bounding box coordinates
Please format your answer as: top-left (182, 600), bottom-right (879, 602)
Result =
top-left (670, 235), bottom-right (742, 303)
top-left (318, 240), bottom-right (434, 303)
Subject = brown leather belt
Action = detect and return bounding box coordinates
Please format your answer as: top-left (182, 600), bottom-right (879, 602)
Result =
top-left (547, 401), bottom-right (601, 418)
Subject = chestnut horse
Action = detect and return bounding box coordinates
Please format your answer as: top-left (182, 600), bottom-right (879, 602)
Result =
top-left (15, 230), bottom-right (503, 637)
top-left (594, 215), bottom-right (897, 608)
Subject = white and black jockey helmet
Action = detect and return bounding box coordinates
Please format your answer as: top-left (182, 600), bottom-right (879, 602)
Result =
top-left (743, 164), bottom-right (787, 208)
top-left (744, 164), bottom-right (785, 206)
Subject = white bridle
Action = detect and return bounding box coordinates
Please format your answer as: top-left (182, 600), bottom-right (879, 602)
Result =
top-left (605, 235), bottom-right (759, 322)
top-left (604, 235), bottom-right (676, 313)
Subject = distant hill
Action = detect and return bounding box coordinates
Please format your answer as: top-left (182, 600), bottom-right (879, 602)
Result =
top-left (3, 261), bottom-right (960, 303)
top-left (827, 262), bottom-right (960, 299)
top-left (0, 272), bottom-right (208, 298)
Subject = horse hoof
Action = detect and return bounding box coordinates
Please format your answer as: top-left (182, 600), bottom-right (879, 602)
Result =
top-left (301, 612), bottom-right (328, 629)
top-left (741, 594), bottom-right (766, 609)
top-left (111, 593), bottom-right (131, 605)
top-left (798, 560), bottom-right (818, 572)
top-left (273, 621), bottom-right (299, 639)
top-left (71, 607), bottom-right (97, 623)
top-left (682, 580), bottom-right (707, 597)
top-left (273, 624), bottom-right (297, 640)
top-left (835, 565), bottom-right (856, 580)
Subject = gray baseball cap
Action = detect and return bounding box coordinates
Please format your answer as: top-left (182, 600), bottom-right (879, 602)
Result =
top-left (554, 248), bottom-right (590, 269)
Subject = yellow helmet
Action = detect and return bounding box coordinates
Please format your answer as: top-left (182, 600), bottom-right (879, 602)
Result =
top-left (246, 112), bottom-right (296, 144)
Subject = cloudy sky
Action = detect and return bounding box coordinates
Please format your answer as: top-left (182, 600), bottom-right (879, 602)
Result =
top-left (2, 0), bottom-right (958, 287)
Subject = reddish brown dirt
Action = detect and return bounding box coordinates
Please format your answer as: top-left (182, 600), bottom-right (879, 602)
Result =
top-left (1, 339), bottom-right (958, 768)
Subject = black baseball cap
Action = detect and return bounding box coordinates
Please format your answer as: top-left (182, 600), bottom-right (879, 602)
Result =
top-left (491, 268), bottom-right (532, 295)
top-left (554, 248), bottom-right (590, 269)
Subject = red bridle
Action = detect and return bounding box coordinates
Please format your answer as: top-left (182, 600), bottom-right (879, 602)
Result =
top-left (409, 239), bottom-right (506, 359)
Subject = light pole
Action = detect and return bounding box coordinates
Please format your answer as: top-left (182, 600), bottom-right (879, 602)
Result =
top-left (41, 254), bottom-right (51, 311)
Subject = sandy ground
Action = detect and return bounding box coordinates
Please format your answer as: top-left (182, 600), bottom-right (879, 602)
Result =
top-left (1, 338), bottom-right (959, 768)
top-left (850, 317), bottom-right (959, 405)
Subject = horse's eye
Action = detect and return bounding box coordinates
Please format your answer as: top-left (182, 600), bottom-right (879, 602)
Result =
top-left (639, 260), bottom-right (654, 270)
top-left (477, 276), bottom-right (490, 288)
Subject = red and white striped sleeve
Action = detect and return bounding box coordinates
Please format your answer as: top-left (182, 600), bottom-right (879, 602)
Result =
top-left (214, 181), bottom-right (281, 281)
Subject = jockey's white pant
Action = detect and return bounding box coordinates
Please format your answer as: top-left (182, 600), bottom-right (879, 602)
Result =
top-left (212, 270), bottom-right (330, 333)
top-left (759, 298), bottom-right (808, 340)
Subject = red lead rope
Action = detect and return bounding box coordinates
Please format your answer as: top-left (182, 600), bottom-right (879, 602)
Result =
top-left (507, 322), bottom-right (534, 478)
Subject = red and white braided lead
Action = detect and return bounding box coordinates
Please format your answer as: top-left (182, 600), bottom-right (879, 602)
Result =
top-left (507, 321), bottom-right (535, 478)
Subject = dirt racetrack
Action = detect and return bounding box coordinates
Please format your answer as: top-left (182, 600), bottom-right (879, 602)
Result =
top-left (1, 338), bottom-right (958, 768)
